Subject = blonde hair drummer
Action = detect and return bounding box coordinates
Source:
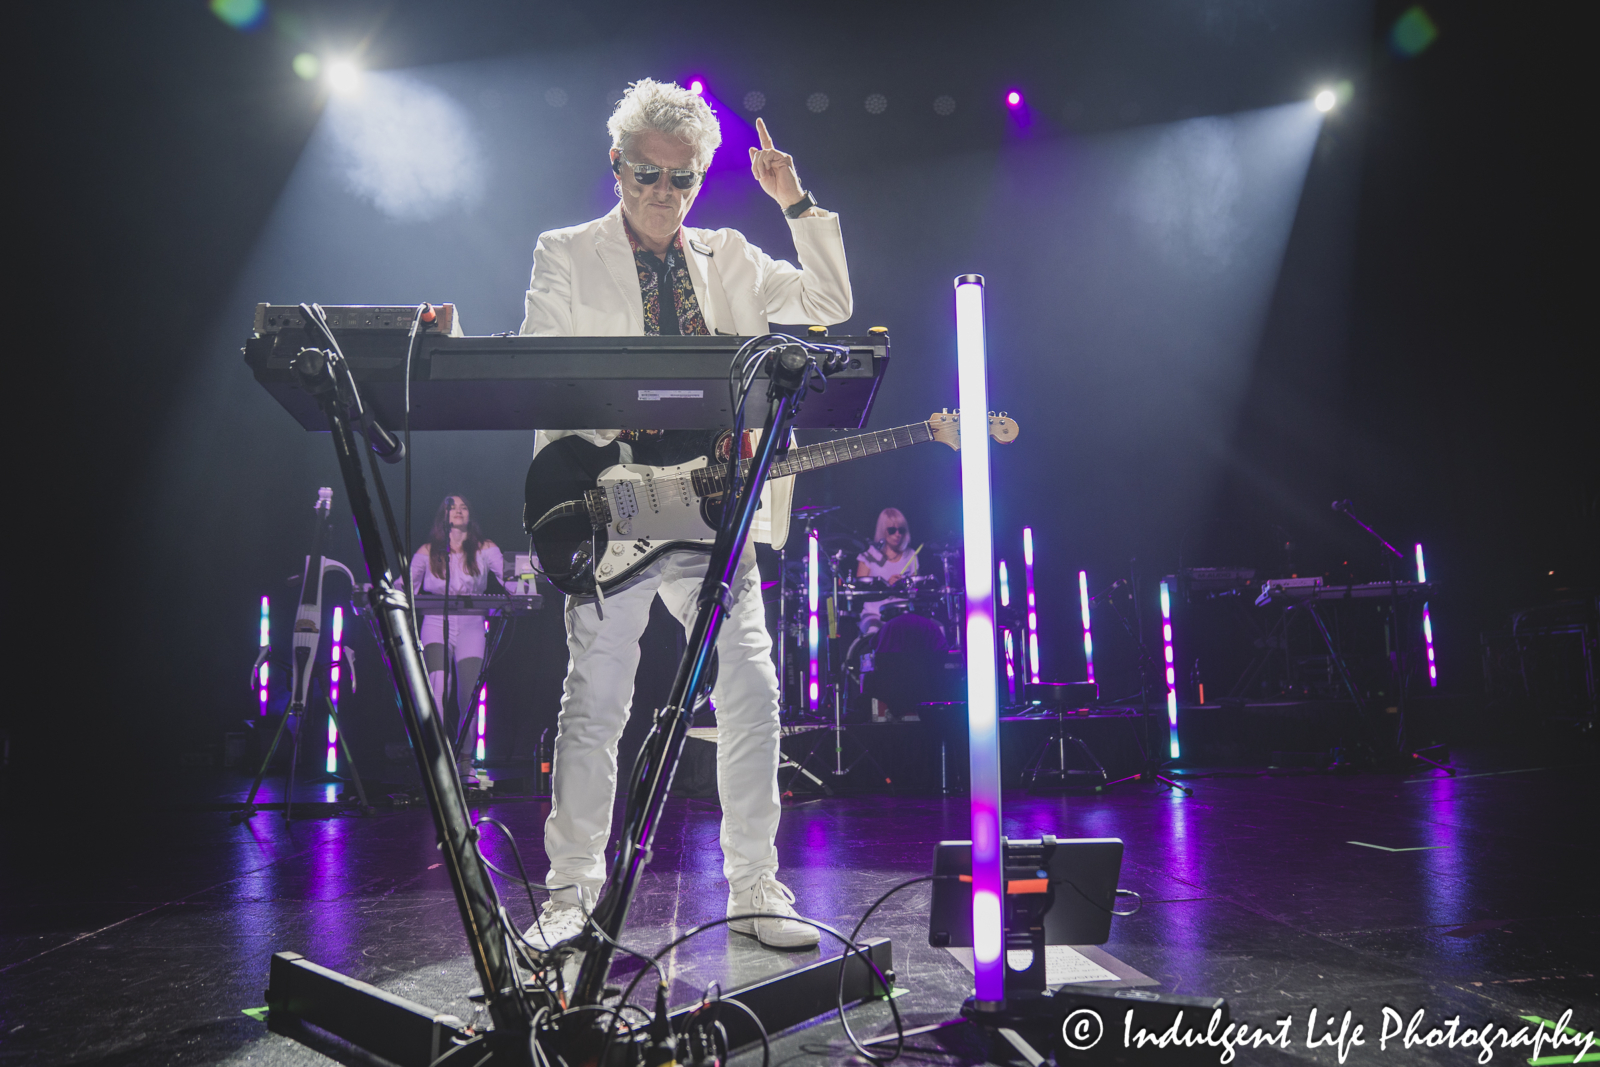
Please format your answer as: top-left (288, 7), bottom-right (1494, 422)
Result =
top-left (855, 507), bottom-right (918, 634)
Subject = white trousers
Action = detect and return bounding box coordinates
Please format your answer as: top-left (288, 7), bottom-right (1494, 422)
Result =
top-left (543, 544), bottom-right (781, 905)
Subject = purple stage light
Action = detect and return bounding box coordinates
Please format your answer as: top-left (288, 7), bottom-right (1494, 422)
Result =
top-left (258, 595), bottom-right (270, 715)
top-left (808, 527), bottom-right (820, 712)
top-left (326, 606), bottom-right (342, 774)
top-left (1416, 543), bottom-right (1437, 687)
top-left (1160, 581), bottom-right (1179, 758)
top-left (689, 80), bottom-right (704, 96)
top-left (476, 683), bottom-right (488, 762)
top-left (1023, 528), bottom-right (1040, 685)
top-left (1006, 90), bottom-right (1022, 108)
top-left (955, 273), bottom-right (1003, 1005)
top-left (998, 563), bottom-right (1011, 703)
top-left (1079, 570), bottom-right (1095, 685)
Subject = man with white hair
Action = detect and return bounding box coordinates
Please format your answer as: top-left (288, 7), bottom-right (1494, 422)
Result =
top-left (520, 79), bottom-right (851, 950)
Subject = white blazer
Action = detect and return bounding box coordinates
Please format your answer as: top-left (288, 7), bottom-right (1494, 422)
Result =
top-left (519, 204), bottom-right (853, 547)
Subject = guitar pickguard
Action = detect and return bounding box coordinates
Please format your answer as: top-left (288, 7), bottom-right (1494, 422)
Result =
top-left (588, 459), bottom-right (718, 587)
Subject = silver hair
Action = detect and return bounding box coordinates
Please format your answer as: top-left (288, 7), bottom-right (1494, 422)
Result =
top-left (607, 78), bottom-right (722, 172)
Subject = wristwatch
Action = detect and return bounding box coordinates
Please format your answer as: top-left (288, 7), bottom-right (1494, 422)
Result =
top-left (783, 191), bottom-right (818, 219)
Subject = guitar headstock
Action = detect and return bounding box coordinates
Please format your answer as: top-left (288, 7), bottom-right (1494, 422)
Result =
top-left (927, 410), bottom-right (1022, 450)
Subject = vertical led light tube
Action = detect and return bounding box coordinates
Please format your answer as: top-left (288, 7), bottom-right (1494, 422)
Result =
top-left (1023, 528), bottom-right (1040, 684)
top-left (999, 561), bottom-right (1015, 701)
top-left (808, 528), bottom-right (820, 712)
top-left (1416, 543), bottom-right (1437, 687)
top-left (326, 606), bottom-right (342, 774)
top-left (1078, 570), bottom-right (1095, 684)
top-left (1160, 581), bottom-right (1179, 759)
top-left (258, 595), bottom-right (270, 715)
top-left (955, 274), bottom-right (1003, 1005)
top-left (476, 684), bottom-right (488, 762)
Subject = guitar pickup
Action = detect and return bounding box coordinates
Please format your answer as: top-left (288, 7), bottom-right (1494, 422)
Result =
top-left (608, 481), bottom-right (640, 522)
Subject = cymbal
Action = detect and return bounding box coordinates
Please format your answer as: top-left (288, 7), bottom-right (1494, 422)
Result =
top-left (792, 505), bottom-right (841, 517)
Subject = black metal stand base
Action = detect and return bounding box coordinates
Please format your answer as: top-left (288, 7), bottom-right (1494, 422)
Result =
top-left (266, 939), bottom-right (895, 1065)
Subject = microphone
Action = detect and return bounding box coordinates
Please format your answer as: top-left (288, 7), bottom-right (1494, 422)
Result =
top-left (1331, 499), bottom-right (1351, 513)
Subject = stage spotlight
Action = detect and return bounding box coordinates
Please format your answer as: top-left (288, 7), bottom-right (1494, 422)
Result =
top-left (292, 53), bottom-right (320, 81)
top-left (327, 60), bottom-right (361, 94)
top-left (1006, 90), bottom-right (1023, 108)
top-left (1313, 88), bottom-right (1337, 113)
top-left (689, 80), bottom-right (704, 95)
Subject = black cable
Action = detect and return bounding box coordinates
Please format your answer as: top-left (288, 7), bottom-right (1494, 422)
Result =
top-left (1051, 877), bottom-right (1143, 917)
top-left (834, 874), bottom-right (943, 1062)
top-left (604, 913), bottom-right (900, 1067)
top-left (403, 303), bottom-right (428, 643)
top-left (719, 997), bottom-right (770, 1067)
top-left (361, 405), bottom-right (409, 576)
top-left (471, 817), bottom-right (664, 985)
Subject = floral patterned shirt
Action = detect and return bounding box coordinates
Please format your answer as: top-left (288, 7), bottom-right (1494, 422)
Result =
top-left (624, 221), bottom-right (710, 337)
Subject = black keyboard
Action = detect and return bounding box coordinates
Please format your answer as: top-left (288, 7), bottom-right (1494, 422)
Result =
top-left (245, 310), bottom-right (890, 432)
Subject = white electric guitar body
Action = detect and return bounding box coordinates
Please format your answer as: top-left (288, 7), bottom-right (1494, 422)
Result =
top-left (526, 411), bottom-right (1020, 596)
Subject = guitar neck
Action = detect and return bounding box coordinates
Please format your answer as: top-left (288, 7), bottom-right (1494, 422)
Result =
top-left (694, 421), bottom-right (936, 496)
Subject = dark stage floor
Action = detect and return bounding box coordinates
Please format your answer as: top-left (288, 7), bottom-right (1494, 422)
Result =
top-left (3, 749), bottom-right (1595, 1066)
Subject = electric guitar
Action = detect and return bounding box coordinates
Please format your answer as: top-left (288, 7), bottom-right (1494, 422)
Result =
top-left (524, 411), bottom-right (1020, 596)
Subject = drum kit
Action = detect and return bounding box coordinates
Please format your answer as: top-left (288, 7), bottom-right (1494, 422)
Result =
top-left (769, 506), bottom-right (968, 723)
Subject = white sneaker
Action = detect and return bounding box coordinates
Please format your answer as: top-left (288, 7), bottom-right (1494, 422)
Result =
top-left (727, 874), bottom-right (820, 949)
top-left (523, 899), bottom-right (588, 951)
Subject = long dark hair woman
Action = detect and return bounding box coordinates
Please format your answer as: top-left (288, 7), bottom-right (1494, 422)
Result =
top-left (408, 495), bottom-right (504, 780)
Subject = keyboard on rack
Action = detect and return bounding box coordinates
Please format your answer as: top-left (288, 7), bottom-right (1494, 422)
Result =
top-left (410, 593), bottom-right (544, 616)
top-left (1256, 579), bottom-right (1431, 608)
top-left (244, 305), bottom-right (890, 432)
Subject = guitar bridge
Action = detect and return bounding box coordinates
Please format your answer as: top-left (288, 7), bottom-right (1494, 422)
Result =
top-left (583, 488), bottom-right (613, 529)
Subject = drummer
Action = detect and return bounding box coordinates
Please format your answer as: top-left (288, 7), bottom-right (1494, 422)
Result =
top-left (855, 507), bottom-right (918, 634)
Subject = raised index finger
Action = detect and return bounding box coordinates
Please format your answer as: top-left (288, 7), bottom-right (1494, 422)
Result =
top-left (756, 116), bottom-right (775, 150)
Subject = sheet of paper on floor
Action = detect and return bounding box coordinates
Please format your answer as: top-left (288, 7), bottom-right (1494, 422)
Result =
top-left (944, 945), bottom-right (1118, 984)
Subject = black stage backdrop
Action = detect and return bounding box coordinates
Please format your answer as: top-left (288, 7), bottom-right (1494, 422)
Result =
top-left (9, 1), bottom-right (1590, 814)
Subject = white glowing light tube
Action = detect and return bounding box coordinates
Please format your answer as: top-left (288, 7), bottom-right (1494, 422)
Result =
top-left (955, 274), bottom-right (1003, 1004)
top-left (1416, 543), bottom-right (1437, 688)
top-left (1079, 570), bottom-right (1094, 684)
top-left (1160, 581), bottom-right (1179, 759)
top-left (327, 606), bottom-right (343, 773)
top-left (808, 528), bottom-right (820, 712)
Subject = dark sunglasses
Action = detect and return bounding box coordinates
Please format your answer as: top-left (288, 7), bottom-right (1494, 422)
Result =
top-left (613, 154), bottom-right (703, 190)
top-left (885, 526), bottom-right (907, 535)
